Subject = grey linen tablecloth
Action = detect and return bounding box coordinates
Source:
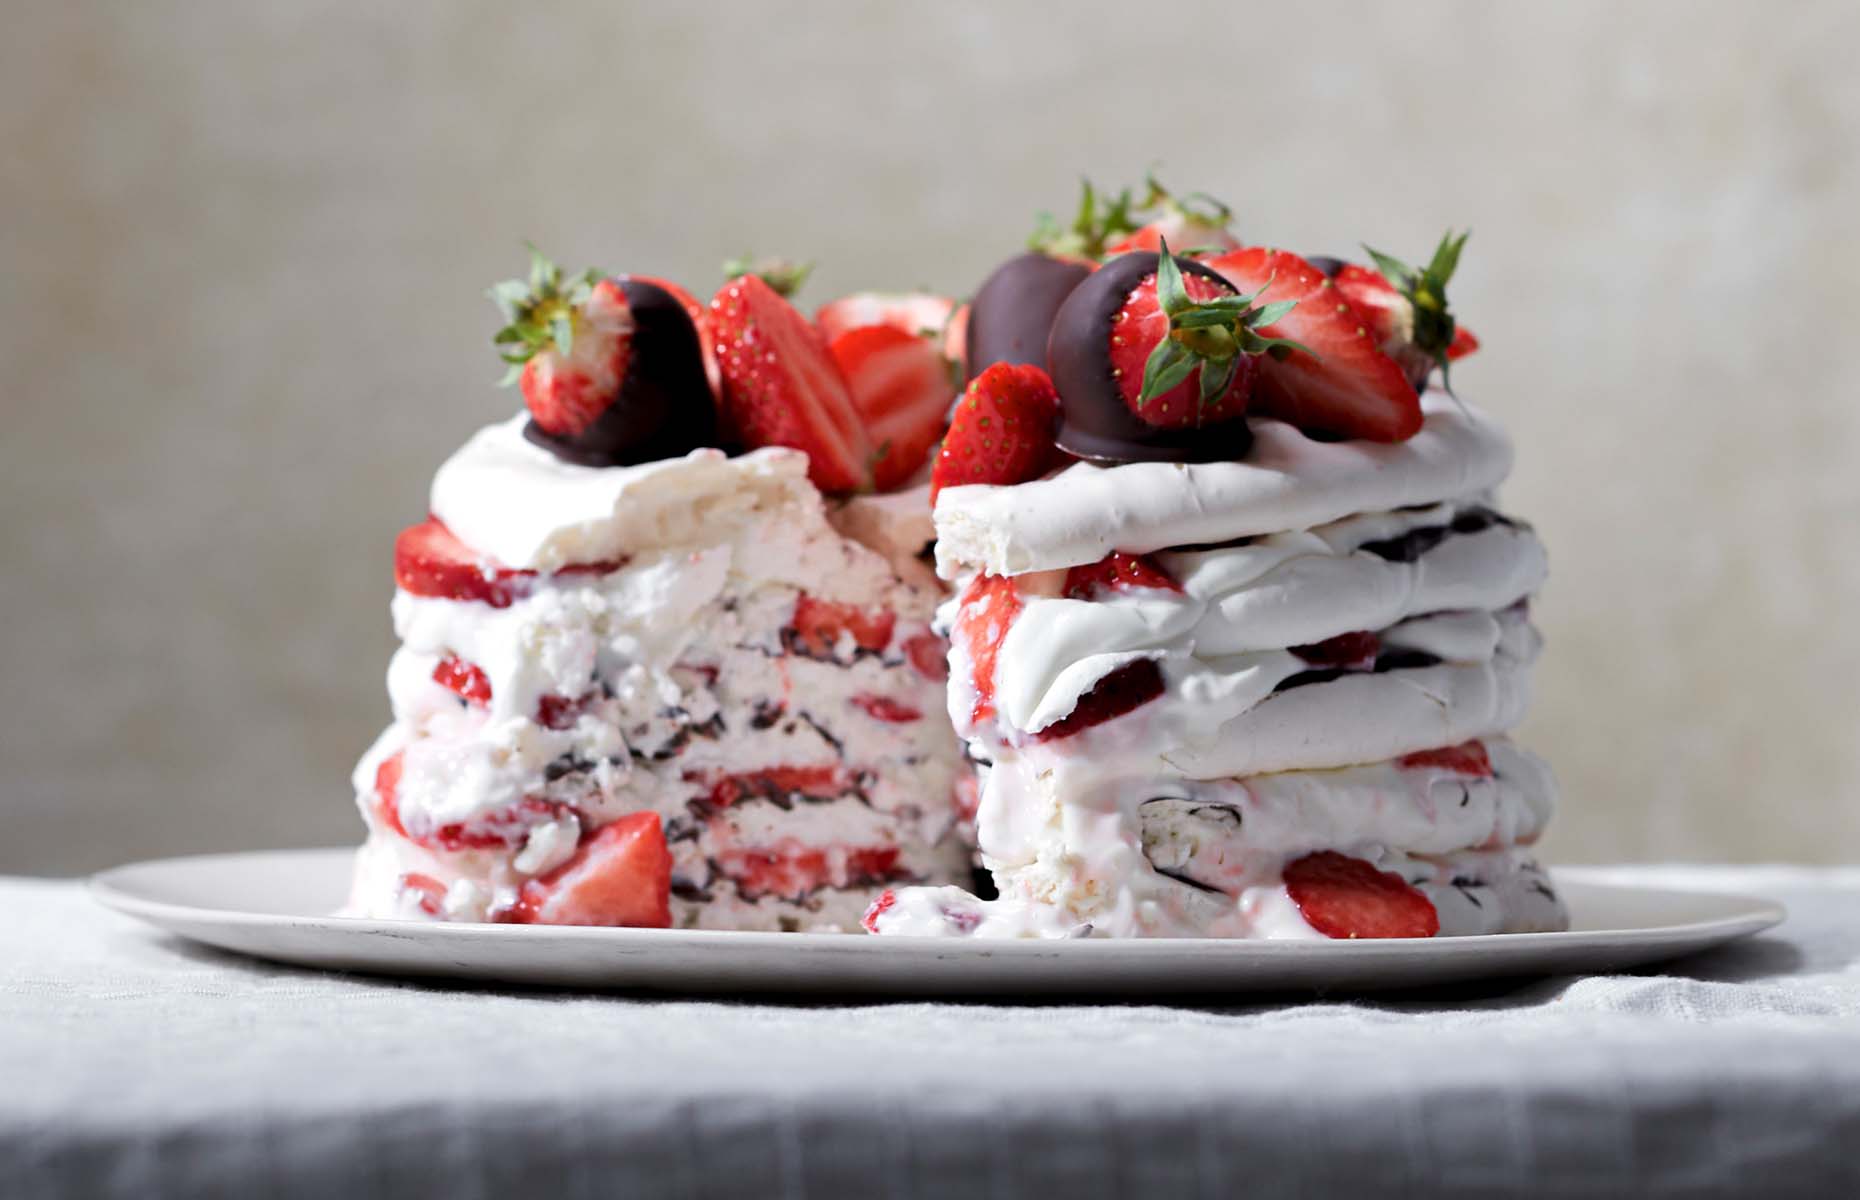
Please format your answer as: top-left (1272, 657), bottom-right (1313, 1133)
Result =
top-left (4, 866), bottom-right (1858, 1199)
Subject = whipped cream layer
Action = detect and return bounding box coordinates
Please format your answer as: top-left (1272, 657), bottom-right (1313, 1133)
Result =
top-left (432, 414), bottom-right (822, 571)
top-left (935, 391), bottom-right (1510, 578)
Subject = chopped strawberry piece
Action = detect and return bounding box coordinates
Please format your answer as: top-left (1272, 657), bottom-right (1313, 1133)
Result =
top-left (942, 302), bottom-right (970, 367)
top-left (1063, 552), bottom-right (1181, 600)
top-left (712, 274), bottom-right (873, 493)
top-left (394, 519), bottom-right (533, 608)
top-left (904, 632), bottom-right (950, 682)
top-left (955, 574), bottom-right (1022, 724)
top-left (504, 812), bottom-right (672, 928)
top-left (860, 888), bottom-right (898, 933)
top-left (535, 693), bottom-right (586, 731)
top-left (398, 873), bottom-right (447, 917)
top-left (1290, 631), bottom-right (1381, 669)
top-left (788, 594), bottom-right (896, 657)
top-left (1284, 851), bottom-right (1439, 939)
top-left (1400, 740), bottom-right (1494, 777)
top-left (1204, 247), bottom-right (1422, 442)
top-left (714, 841), bottom-right (903, 901)
top-left (426, 796), bottom-right (571, 852)
top-left (621, 273), bottom-right (721, 400)
top-left (371, 752), bottom-right (408, 838)
top-left (829, 324), bottom-right (955, 491)
top-left (1032, 658), bottom-right (1165, 742)
top-left (851, 694), bottom-right (922, 723)
top-left (1106, 266), bottom-right (1255, 428)
top-left (816, 292), bottom-right (955, 343)
top-left (432, 655), bottom-right (492, 705)
top-left (692, 765), bottom-right (851, 810)
top-left (1448, 324), bottom-right (1480, 360)
top-left (929, 363), bottom-right (1060, 503)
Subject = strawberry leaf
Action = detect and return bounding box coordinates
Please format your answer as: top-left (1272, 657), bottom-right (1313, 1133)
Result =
top-left (1140, 337), bottom-right (1196, 403)
top-left (1153, 240), bottom-right (1192, 317)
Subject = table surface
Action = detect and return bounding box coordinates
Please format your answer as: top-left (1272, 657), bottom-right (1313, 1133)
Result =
top-left (6, 865), bottom-right (1859, 1200)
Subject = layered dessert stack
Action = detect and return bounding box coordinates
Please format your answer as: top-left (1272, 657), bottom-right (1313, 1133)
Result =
top-left (348, 256), bottom-right (975, 929)
top-left (867, 184), bottom-right (1567, 939)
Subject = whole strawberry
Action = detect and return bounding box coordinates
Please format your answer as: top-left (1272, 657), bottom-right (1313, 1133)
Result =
top-left (929, 363), bottom-right (1060, 503)
top-left (489, 246), bottom-right (715, 465)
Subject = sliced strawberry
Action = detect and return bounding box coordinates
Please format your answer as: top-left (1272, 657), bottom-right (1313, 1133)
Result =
top-left (711, 274), bottom-right (872, 493)
top-left (714, 841), bottom-right (903, 901)
top-left (1290, 630), bottom-right (1381, 669)
top-left (904, 632), bottom-right (949, 682)
top-left (432, 655), bottom-right (492, 705)
top-left (1399, 740), bottom-right (1494, 777)
top-left (1283, 851), bottom-right (1439, 939)
top-left (1106, 266), bottom-right (1255, 428)
top-left (518, 277), bottom-right (633, 437)
top-left (851, 694), bottom-right (922, 723)
top-left (425, 796), bottom-right (572, 852)
top-left (691, 765), bottom-right (851, 810)
top-left (860, 888), bottom-right (899, 933)
top-left (1063, 552), bottom-right (1181, 599)
top-left (371, 751), bottom-right (408, 838)
top-left (1032, 658), bottom-right (1165, 742)
top-left (505, 812), bottom-right (672, 928)
top-left (788, 594), bottom-right (896, 658)
top-left (1448, 324), bottom-right (1480, 360)
top-left (816, 292), bottom-right (955, 343)
top-left (394, 518), bottom-right (530, 608)
top-left (829, 325), bottom-right (955, 491)
top-left (954, 573), bottom-right (1022, 724)
top-left (929, 363), bottom-right (1060, 503)
top-left (1204, 247), bottom-right (1422, 442)
top-left (942, 302), bottom-right (970, 368)
top-left (398, 873), bottom-right (447, 917)
top-left (621, 273), bottom-right (721, 401)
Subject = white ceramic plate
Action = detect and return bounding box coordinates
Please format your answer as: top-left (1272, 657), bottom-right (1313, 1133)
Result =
top-left (92, 848), bottom-right (1784, 997)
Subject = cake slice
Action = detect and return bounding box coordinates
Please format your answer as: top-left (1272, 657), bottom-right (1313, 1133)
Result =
top-left (867, 220), bottom-right (1568, 939)
top-left (346, 254), bottom-right (970, 930)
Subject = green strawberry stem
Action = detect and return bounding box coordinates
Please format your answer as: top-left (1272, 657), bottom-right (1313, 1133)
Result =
top-left (1363, 229), bottom-right (1469, 392)
top-left (722, 255), bottom-right (813, 298)
top-left (1138, 239), bottom-right (1312, 407)
top-left (488, 243), bottom-right (602, 387)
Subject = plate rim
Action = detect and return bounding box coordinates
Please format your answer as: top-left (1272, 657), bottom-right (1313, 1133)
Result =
top-left (89, 845), bottom-right (1789, 958)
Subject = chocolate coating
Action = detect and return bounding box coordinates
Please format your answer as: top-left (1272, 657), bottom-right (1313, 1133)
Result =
top-left (964, 252), bottom-right (1091, 382)
top-left (1047, 251), bottom-right (1254, 464)
top-left (523, 278), bottom-right (720, 467)
top-left (1303, 254), bottom-right (1348, 279)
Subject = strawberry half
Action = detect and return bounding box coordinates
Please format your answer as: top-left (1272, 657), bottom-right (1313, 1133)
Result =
top-left (929, 363), bottom-right (1059, 503)
top-left (1204, 247), bottom-right (1422, 442)
top-left (1283, 851), bottom-right (1439, 939)
top-left (816, 292), bottom-right (955, 343)
top-left (505, 812), bottom-right (672, 927)
top-left (711, 274), bottom-right (873, 493)
top-left (829, 325), bottom-right (955, 491)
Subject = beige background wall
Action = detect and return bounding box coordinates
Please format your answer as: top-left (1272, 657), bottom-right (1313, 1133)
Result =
top-left (3, 1), bottom-right (1856, 874)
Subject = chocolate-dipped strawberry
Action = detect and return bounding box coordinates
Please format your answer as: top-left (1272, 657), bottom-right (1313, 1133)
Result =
top-left (964, 252), bottom-right (1092, 381)
top-left (489, 248), bottom-right (717, 467)
top-left (1046, 243), bottom-right (1304, 463)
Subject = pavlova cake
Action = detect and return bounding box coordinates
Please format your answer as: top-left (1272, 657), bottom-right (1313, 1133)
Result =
top-left (865, 181), bottom-right (1566, 939)
top-left (346, 252), bottom-right (973, 930)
